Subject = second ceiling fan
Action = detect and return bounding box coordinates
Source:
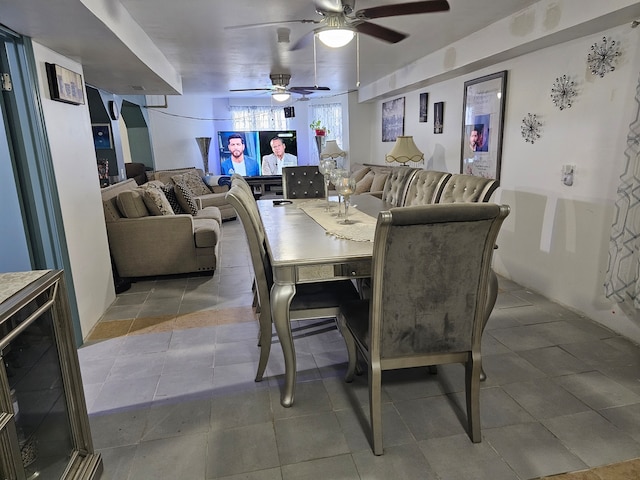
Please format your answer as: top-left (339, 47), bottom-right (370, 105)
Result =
top-left (229, 74), bottom-right (330, 100)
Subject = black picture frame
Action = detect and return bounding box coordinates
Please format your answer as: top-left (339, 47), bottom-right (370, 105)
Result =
top-left (45, 63), bottom-right (85, 105)
top-left (460, 71), bottom-right (508, 182)
top-left (419, 92), bottom-right (428, 122)
top-left (382, 97), bottom-right (405, 142)
top-left (92, 124), bottom-right (113, 150)
top-left (433, 102), bottom-right (444, 134)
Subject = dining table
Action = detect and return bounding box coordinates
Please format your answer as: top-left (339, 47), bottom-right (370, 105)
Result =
top-left (257, 194), bottom-right (390, 407)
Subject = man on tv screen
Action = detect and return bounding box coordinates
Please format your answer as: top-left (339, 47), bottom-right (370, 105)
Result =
top-left (221, 133), bottom-right (260, 176)
top-left (261, 136), bottom-right (297, 175)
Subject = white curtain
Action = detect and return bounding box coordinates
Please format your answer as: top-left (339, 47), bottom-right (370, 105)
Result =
top-left (309, 103), bottom-right (343, 164)
top-left (604, 75), bottom-right (640, 307)
top-left (230, 106), bottom-right (288, 130)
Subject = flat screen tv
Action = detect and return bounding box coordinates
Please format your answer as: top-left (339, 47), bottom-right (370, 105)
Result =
top-left (217, 130), bottom-right (298, 176)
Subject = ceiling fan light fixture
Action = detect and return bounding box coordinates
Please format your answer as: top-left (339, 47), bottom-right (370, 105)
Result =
top-left (317, 28), bottom-right (355, 48)
top-left (272, 91), bottom-right (291, 102)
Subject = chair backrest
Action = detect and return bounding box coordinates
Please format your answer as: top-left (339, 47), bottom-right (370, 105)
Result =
top-left (369, 203), bottom-right (509, 360)
top-left (226, 185), bottom-right (273, 308)
top-left (436, 174), bottom-right (498, 203)
top-left (231, 174), bottom-right (254, 197)
top-left (380, 167), bottom-right (418, 206)
top-left (402, 170), bottom-right (452, 206)
top-left (282, 166), bottom-right (325, 199)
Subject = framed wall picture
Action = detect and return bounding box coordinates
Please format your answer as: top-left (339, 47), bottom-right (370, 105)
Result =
top-left (382, 97), bottom-right (405, 142)
top-left (433, 102), bottom-right (444, 134)
top-left (45, 63), bottom-right (85, 105)
top-left (419, 92), bottom-right (428, 122)
top-left (92, 124), bottom-right (113, 150)
top-left (460, 71), bottom-right (508, 182)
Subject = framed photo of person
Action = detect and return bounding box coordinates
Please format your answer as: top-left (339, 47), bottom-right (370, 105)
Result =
top-left (460, 71), bottom-right (508, 182)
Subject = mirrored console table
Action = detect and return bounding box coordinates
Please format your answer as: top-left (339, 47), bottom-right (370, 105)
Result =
top-left (0, 270), bottom-right (102, 480)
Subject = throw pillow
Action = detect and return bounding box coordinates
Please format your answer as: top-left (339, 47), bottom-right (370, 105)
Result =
top-left (351, 166), bottom-right (371, 183)
top-left (171, 171), bottom-right (210, 196)
top-left (160, 184), bottom-right (186, 214)
top-left (140, 183), bottom-right (174, 216)
top-left (355, 170), bottom-right (375, 194)
top-left (116, 190), bottom-right (149, 218)
top-left (174, 182), bottom-right (199, 215)
top-left (371, 172), bottom-right (389, 192)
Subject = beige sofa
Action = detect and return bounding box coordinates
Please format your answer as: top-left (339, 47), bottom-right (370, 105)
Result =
top-left (148, 167), bottom-right (237, 221)
top-left (101, 179), bottom-right (222, 278)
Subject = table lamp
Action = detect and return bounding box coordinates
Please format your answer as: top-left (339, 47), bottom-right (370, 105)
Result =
top-left (385, 136), bottom-right (424, 166)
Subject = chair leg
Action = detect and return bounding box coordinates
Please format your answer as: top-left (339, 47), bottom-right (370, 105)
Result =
top-left (465, 355), bottom-right (482, 443)
top-left (480, 269), bottom-right (499, 381)
top-left (369, 361), bottom-right (384, 455)
top-left (255, 312), bottom-right (272, 382)
top-left (340, 321), bottom-right (358, 383)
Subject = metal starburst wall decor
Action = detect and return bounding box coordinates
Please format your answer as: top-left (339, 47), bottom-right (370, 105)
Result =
top-left (551, 75), bottom-right (577, 110)
top-left (521, 113), bottom-right (542, 144)
top-left (587, 37), bottom-right (620, 78)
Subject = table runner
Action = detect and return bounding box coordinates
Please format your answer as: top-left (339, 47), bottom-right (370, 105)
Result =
top-left (298, 199), bottom-right (377, 242)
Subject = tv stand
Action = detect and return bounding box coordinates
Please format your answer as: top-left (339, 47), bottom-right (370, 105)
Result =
top-left (245, 175), bottom-right (283, 199)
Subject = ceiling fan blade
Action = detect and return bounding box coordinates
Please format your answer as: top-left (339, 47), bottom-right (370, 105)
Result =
top-left (355, 0), bottom-right (450, 20)
top-left (224, 18), bottom-right (320, 31)
top-left (290, 86), bottom-right (331, 92)
top-left (353, 21), bottom-right (407, 44)
top-left (229, 88), bottom-right (272, 92)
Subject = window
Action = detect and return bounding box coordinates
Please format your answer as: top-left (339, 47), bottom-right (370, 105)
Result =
top-left (230, 106), bottom-right (288, 130)
top-left (309, 103), bottom-right (343, 163)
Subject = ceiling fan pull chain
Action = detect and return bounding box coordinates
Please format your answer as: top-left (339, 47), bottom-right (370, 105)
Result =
top-left (356, 33), bottom-right (360, 87)
top-left (313, 34), bottom-right (318, 88)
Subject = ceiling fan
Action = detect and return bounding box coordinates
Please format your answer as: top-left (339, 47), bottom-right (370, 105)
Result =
top-left (225, 0), bottom-right (450, 49)
top-left (229, 74), bottom-right (330, 100)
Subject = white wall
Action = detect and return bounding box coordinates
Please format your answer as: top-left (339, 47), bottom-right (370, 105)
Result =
top-left (359, 22), bottom-right (640, 342)
top-left (32, 43), bottom-right (115, 339)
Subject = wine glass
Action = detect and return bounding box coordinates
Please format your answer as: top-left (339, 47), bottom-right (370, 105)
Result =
top-left (335, 176), bottom-right (357, 224)
top-left (330, 168), bottom-right (348, 217)
top-left (318, 159), bottom-right (336, 211)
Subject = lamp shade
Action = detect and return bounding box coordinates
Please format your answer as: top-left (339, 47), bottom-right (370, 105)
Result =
top-left (385, 136), bottom-right (424, 164)
top-left (320, 140), bottom-right (347, 159)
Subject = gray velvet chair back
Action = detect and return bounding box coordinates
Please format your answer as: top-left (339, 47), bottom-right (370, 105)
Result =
top-left (373, 204), bottom-right (508, 358)
top-left (436, 173), bottom-right (498, 203)
top-left (231, 173), bottom-right (254, 198)
top-left (380, 167), bottom-right (418, 206)
top-left (402, 170), bottom-right (451, 206)
top-left (340, 202), bottom-right (510, 454)
top-left (282, 166), bottom-right (325, 199)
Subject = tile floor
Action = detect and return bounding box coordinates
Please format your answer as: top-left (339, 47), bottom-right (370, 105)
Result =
top-left (79, 219), bottom-right (640, 480)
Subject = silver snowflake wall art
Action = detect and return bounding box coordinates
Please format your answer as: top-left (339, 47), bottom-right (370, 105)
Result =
top-left (551, 75), bottom-right (577, 110)
top-left (521, 113), bottom-right (542, 144)
top-left (587, 37), bottom-right (620, 78)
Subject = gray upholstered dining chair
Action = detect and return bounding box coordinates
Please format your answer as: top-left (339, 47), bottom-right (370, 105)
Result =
top-left (226, 183), bottom-right (359, 381)
top-left (380, 166), bottom-right (418, 206)
top-left (339, 203), bottom-right (510, 455)
top-left (435, 173), bottom-right (500, 380)
top-left (435, 173), bottom-right (498, 203)
top-left (402, 170), bottom-right (452, 206)
top-left (282, 166), bottom-right (325, 199)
